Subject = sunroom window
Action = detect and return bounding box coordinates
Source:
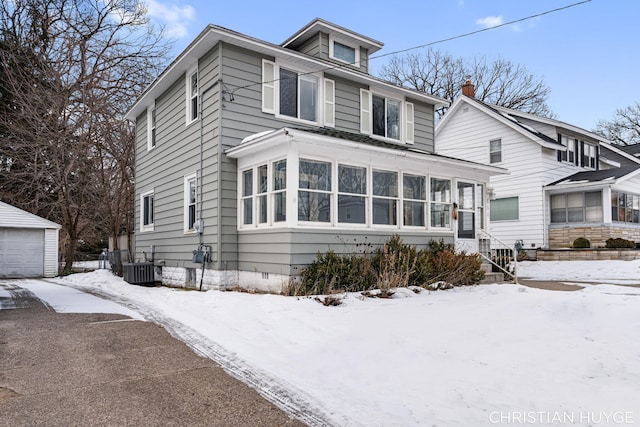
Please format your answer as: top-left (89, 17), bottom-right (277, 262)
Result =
top-left (403, 174), bottom-right (425, 227)
top-left (242, 170), bottom-right (253, 225)
top-left (551, 191), bottom-right (602, 223)
top-left (258, 165), bottom-right (268, 224)
top-left (338, 164), bottom-right (367, 224)
top-left (273, 160), bottom-right (287, 222)
top-left (372, 169), bottom-right (398, 225)
top-left (299, 159), bottom-right (331, 222)
top-left (430, 178), bottom-right (451, 228)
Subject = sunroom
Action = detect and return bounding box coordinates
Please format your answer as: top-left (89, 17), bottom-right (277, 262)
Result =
top-left (545, 165), bottom-right (640, 248)
top-left (226, 127), bottom-right (506, 287)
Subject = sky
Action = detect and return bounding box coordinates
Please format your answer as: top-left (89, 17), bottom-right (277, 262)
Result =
top-left (4, 260), bottom-right (640, 426)
top-left (143, 0), bottom-right (638, 132)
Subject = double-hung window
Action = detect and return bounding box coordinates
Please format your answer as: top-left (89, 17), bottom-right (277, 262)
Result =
top-left (372, 169), bottom-right (398, 225)
top-left (360, 89), bottom-right (413, 143)
top-left (257, 165), bottom-right (268, 224)
top-left (489, 139), bottom-right (502, 164)
top-left (298, 159), bottom-right (331, 223)
top-left (141, 190), bottom-right (154, 232)
top-left (147, 102), bottom-right (156, 150)
top-left (403, 174), bottom-right (425, 227)
top-left (184, 174), bottom-right (197, 232)
top-left (273, 160), bottom-right (287, 223)
top-left (430, 178), bottom-right (451, 228)
top-left (242, 170), bottom-right (253, 225)
top-left (583, 143), bottom-right (597, 169)
top-left (338, 164), bottom-right (367, 224)
top-left (262, 60), bottom-right (334, 127)
top-left (186, 66), bottom-right (198, 124)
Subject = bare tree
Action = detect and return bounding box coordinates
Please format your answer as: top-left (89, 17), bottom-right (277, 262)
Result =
top-left (0, 0), bottom-right (169, 273)
top-left (379, 49), bottom-right (554, 119)
top-left (595, 102), bottom-right (640, 146)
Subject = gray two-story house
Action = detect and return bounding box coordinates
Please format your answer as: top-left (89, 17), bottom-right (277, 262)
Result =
top-left (125, 19), bottom-right (505, 292)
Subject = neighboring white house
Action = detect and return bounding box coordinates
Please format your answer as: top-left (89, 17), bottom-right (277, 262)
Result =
top-left (0, 201), bottom-right (61, 278)
top-left (435, 82), bottom-right (640, 249)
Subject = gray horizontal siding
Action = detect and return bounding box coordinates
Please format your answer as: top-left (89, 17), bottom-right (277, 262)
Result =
top-left (238, 228), bottom-right (454, 275)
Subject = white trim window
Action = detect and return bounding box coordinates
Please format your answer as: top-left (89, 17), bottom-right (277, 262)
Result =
top-left (140, 190), bottom-right (154, 232)
top-left (338, 164), bottom-right (367, 224)
top-left (261, 60), bottom-right (334, 126)
top-left (360, 89), bottom-right (413, 143)
top-left (240, 160), bottom-right (288, 228)
top-left (490, 197), bottom-right (519, 221)
top-left (583, 143), bottom-right (597, 169)
top-left (298, 159), bottom-right (332, 223)
top-left (186, 66), bottom-right (198, 124)
top-left (147, 101), bottom-right (156, 150)
top-left (489, 139), bottom-right (502, 164)
top-left (241, 169), bottom-right (253, 225)
top-left (430, 177), bottom-right (451, 228)
top-left (403, 173), bottom-right (426, 227)
top-left (329, 36), bottom-right (360, 66)
top-left (372, 169), bottom-right (398, 225)
top-left (184, 174), bottom-right (197, 233)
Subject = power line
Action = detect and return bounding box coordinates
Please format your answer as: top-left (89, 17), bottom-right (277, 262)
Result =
top-left (229, 0), bottom-right (592, 95)
top-left (370, 0), bottom-right (592, 61)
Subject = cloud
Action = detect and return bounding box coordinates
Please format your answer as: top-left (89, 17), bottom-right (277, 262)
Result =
top-left (145, 0), bottom-right (196, 39)
top-left (476, 15), bottom-right (503, 29)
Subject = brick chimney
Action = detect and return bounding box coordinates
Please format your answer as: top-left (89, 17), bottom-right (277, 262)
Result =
top-left (462, 79), bottom-right (475, 98)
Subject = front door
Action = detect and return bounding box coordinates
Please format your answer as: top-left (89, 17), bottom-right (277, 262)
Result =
top-left (454, 181), bottom-right (483, 254)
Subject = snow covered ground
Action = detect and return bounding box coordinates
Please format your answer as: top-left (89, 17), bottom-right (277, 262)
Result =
top-left (3, 260), bottom-right (640, 426)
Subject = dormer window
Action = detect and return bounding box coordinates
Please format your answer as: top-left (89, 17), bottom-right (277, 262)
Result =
top-left (329, 36), bottom-right (359, 65)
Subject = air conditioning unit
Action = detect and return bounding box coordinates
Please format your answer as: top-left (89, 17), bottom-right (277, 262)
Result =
top-left (122, 262), bottom-right (155, 286)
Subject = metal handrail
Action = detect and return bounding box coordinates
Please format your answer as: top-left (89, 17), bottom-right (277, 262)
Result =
top-left (477, 229), bottom-right (518, 284)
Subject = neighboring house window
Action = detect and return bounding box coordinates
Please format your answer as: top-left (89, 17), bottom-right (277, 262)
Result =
top-left (261, 60), bottom-right (333, 126)
top-left (457, 181), bottom-right (475, 239)
top-left (403, 174), bottom-right (426, 227)
top-left (489, 139), bottom-right (502, 164)
top-left (147, 102), bottom-right (156, 150)
top-left (242, 170), bottom-right (253, 225)
top-left (551, 191), bottom-right (602, 223)
top-left (186, 66), bottom-right (198, 123)
top-left (583, 143), bottom-right (597, 169)
top-left (329, 37), bottom-right (359, 65)
top-left (430, 178), bottom-right (451, 228)
top-left (611, 191), bottom-right (640, 223)
top-left (360, 89), bottom-right (413, 143)
top-left (372, 169), bottom-right (398, 225)
top-left (184, 174), bottom-right (197, 232)
top-left (338, 164), bottom-right (367, 224)
top-left (273, 160), bottom-right (287, 222)
top-left (299, 159), bottom-right (331, 222)
top-left (141, 190), bottom-right (154, 231)
top-left (490, 197), bottom-right (519, 221)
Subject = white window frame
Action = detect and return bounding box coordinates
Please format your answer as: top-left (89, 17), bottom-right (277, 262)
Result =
top-left (140, 189), bottom-right (154, 232)
top-left (489, 139), bottom-right (502, 164)
top-left (298, 158), bottom-right (333, 224)
top-left (430, 176), bottom-right (452, 229)
top-left (584, 143), bottom-right (597, 169)
top-left (360, 89), bottom-right (413, 144)
top-left (329, 35), bottom-right (360, 66)
top-left (186, 65), bottom-right (198, 125)
top-left (147, 101), bottom-right (156, 151)
top-left (184, 173), bottom-right (197, 233)
top-left (490, 196), bottom-right (520, 222)
top-left (402, 173), bottom-right (426, 227)
top-left (241, 169), bottom-right (254, 227)
top-left (337, 163), bottom-right (368, 226)
top-left (324, 78), bottom-right (335, 128)
top-left (372, 168), bottom-right (399, 227)
top-left (239, 160), bottom-right (288, 229)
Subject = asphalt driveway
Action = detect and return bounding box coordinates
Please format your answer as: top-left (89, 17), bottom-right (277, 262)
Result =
top-left (0, 283), bottom-right (305, 427)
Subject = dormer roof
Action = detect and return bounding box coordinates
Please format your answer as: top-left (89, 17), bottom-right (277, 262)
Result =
top-left (281, 18), bottom-right (383, 54)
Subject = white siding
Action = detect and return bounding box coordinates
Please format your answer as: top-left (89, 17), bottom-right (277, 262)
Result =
top-left (44, 228), bottom-right (59, 277)
top-left (0, 202), bottom-right (60, 229)
top-left (436, 102), bottom-right (583, 248)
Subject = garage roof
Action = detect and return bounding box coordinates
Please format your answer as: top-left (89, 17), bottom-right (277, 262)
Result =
top-left (0, 201), bottom-right (61, 229)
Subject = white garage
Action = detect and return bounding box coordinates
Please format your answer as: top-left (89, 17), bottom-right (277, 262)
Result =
top-left (0, 201), bottom-right (61, 278)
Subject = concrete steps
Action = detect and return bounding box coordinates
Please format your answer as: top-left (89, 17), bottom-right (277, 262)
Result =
top-left (480, 262), bottom-right (505, 284)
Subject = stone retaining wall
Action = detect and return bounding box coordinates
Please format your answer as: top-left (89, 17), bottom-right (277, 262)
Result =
top-left (548, 224), bottom-right (640, 249)
top-left (537, 248), bottom-right (640, 261)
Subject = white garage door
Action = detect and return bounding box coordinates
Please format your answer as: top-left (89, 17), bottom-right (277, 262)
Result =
top-left (0, 228), bottom-right (45, 278)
